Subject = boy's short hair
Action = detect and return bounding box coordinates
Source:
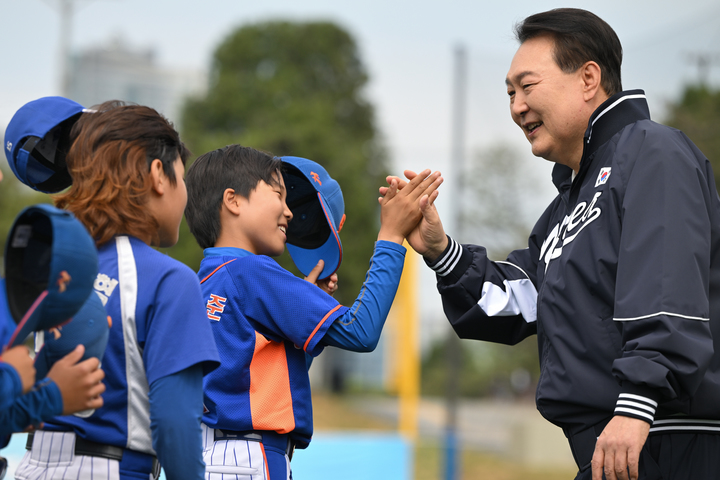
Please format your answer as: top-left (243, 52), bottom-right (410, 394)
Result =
top-left (185, 144), bottom-right (283, 249)
top-left (54, 100), bottom-right (190, 246)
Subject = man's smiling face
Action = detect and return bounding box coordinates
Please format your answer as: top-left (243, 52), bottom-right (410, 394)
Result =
top-left (506, 34), bottom-right (591, 170)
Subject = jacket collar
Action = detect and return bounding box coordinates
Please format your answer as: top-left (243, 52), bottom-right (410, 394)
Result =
top-left (552, 90), bottom-right (650, 192)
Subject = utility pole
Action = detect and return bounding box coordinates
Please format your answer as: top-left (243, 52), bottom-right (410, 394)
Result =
top-left (43, 0), bottom-right (92, 96)
top-left (444, 43), bottom-right (467, 480)
top-left (686, 52), bottom-right (720, 86)
top-left (58, 0), bottom-right (74, 96)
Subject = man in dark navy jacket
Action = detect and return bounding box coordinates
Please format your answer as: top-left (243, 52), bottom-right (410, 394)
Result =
top-left (387, 8), bottom-right (720, 480)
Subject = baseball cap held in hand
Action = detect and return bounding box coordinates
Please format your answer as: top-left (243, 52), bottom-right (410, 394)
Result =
top-left (4, 204), bottom-right (98, 347)
top-left (4, 96), bottom-right (86, 193)
top-left (281, 156), bottom-right (345, 280)
top-left (34, 291), bottom-right (110, 379)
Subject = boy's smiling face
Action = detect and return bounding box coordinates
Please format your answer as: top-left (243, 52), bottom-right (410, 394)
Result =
top-left (236, 173), bottom-right (293, 256)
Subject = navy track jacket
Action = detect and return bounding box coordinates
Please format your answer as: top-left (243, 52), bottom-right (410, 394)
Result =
top-left (429, 91), bottom-right (720, 436)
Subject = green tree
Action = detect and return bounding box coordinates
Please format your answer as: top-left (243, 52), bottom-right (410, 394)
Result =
top-left (665, 84), bottom-right (720, 188)
top-left (172, 20), bottom-right (388, 305)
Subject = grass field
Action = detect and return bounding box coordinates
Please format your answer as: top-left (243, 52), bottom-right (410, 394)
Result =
top-left (312, 393), bottom-right (578, 480)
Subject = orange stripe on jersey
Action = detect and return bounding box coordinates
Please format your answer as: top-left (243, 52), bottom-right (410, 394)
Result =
top-left (200, 259), bottom-right (237, 284)
top-left (317, 192), bottom-right (343, 268)
top-left (303, 304), bottom-right (343, 352)
top-left (260, 443), bottom-right (270, 480)
top-left (249, 332), bottom-right (295, 434)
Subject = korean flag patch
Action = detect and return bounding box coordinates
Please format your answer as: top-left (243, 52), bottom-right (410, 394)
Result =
top-left (595, 167), bottom-right (611, 187)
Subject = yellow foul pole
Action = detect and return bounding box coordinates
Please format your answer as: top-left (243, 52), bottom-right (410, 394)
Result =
top-left (393, 241), bottom-right (420, 440)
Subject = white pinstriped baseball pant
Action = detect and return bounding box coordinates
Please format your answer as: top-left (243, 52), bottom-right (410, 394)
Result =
top-left (14, 431), bottom-right (122, 480)
top-left (201, 424), bottom-right (290, 480)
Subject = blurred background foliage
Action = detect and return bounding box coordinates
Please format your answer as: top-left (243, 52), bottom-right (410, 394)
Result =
top-left (665, 85), bottom-right (720, 187)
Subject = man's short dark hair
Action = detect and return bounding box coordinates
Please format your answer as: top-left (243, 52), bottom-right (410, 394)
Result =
top-left (185, 144), bottom-right (282, 249)
top-left (515, 8), bottom-right (623, 97)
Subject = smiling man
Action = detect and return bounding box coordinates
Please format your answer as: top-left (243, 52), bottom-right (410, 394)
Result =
top-left (392, 7), bottom-right (720, 480)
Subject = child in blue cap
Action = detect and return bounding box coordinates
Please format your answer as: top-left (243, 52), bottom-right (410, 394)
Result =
top-left (8, 99), bottom-right (220, 480)
top-left (184, 144), bottom-right (442, 480)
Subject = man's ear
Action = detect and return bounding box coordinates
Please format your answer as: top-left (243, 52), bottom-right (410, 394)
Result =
top-left (222, 188), bottom-right (243, 216)
top-left (149, 159), bottom-right (165, 195)
top-left (581, 61), bottom-right (604, 102)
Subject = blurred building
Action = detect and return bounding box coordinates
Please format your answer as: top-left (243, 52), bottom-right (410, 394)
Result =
top-left (66, 37), bottom-right (206, 127)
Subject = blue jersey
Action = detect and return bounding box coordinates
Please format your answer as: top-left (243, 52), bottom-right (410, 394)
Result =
top-left (45, 236), bottom-right (220, 453)
top-left (198, 248), bottom-right (348, 447)
top-left (0, 278), bottom-right (13, 346)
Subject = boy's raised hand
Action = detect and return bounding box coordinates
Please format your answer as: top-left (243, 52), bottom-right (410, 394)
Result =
top-left (47, 345), bottom-right (105, 415)
top-left (377, 169), bottom-right (443, 246)
top-left (379, 170), bottom-right (449, 261)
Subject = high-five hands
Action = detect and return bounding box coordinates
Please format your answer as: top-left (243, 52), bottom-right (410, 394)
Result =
top-left (376, 169), bottom-right (443, 246)
top-left (379, 170), bottom-right (448, 260)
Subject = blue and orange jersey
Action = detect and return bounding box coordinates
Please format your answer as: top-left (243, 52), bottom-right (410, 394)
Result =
top-left (198, 247), bottom-right (348, 447)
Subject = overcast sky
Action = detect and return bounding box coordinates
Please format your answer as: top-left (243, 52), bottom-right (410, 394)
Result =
top-left (2, 0), bottom-right (719, 326)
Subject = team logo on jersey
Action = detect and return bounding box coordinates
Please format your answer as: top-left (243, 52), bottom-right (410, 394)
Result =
top-left (310, 171), bottom-right (322, 185)
top-left (595, 167), bottom-right (611, 187)
top-left (206, 294), bottom-right (227, 321)
top-left (94, 273), bottom-right (119, 306)
top-left (540, 191), bottom-right (603, 271)
top-left (6, 141), bottom-right (12, 152)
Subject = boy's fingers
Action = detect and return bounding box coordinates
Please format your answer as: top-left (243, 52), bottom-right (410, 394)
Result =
top-left (385, 175), bottom-right (406, 187)
top-left (418, 173), bottom-right (444, 198)
top-left (60, 345), bottom-right (85, 366)
top-left (381, 179), bottom-right (399, 204)
top-left (77, 356), bottom-right (102, 373)
top-left (304, 260), bottom-right (325, 284)
top-left (403, 170), bottom-right (419, 181)
top-left (405, 171), bottom-right (442, 201)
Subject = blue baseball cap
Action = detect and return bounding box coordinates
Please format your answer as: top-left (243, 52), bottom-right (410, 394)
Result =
top-left (4, 96), bottom-right (86, 193)
top-left (281, 156), bottom-right (345, 280)
top-left (4, 204), bottom-right (98, 347)
top-left (34, 291), bottom-right (110, 379)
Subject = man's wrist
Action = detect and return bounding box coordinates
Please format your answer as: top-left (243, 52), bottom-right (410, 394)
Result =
top-left (424, 236), bottom-right (450, 263)
top-left (613, 392), bottom-right (657, 425)
top-left (425, 236), bottom-right (459, 276)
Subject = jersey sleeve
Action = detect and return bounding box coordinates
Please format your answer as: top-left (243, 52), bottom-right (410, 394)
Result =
top-left (0, 278), bottom-right (14, 346)
top-left (141, 263), bottom-right (220, 386)
top-left (610, 128), bottom-right (715, 422)
top-left (230, 256), bottom-right (348, 357)
top-left (0, 378), bottom-right (63, 436)
top-left (427, 233), bottom-right (541, 346)
top-left (149, 364), bottom-right (205, 480)
top-left (322, 240), bottom-right (405, 351)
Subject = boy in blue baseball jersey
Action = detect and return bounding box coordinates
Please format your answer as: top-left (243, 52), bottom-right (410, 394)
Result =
top-left (14, 100), bottom-right (220, 480)
top-left (184, 145), bottom-right (441, 480)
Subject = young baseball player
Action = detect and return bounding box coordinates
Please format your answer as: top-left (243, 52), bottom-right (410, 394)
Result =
top-left (0, 169), bottom-right (36, 410)
top-left (184, 145), bottom-right (442, 480)
top-left (0, 202), bottom-right (107, 439)
top-left (10, 99), bottom-right (220, 480)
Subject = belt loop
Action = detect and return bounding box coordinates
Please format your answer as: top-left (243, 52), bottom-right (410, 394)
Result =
top-left (25, 432), bottom-right (35, 450)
